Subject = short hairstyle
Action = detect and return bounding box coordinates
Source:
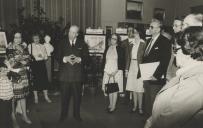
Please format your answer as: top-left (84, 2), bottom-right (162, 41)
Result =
top-left (151, 18), bottom-right (163, 29)
top-left (69, 25), bottom-right (80, 33)
top-left (180, 26), bottom-right (203, 61)
top-left (183, 13), bottom-right (203, 27)
top-left (111, 33), bottom-right (121, 45)
top-left (174, 17), bottom-right (183, 22)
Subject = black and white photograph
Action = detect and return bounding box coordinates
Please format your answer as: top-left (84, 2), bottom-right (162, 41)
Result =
top-left (0, 0), bottom-right (203, 128)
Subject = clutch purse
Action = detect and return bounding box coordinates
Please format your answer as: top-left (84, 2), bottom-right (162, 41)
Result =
top-left (105, 76), bottom-right (119, 94)
top-left (7, 71), bottom-right (21, 83)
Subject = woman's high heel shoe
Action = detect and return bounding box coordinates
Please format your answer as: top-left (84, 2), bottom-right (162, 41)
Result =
top-left (45, 97), bottom-right (52, 103)
top-left (22, 116), bottom-right (32, 124)
top-left (138, 108), bottom-right (144, 115)
top-left (108, 108), bottom-right (117, 114)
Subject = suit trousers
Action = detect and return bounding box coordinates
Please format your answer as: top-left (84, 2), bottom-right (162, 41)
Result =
top-left (60, 82), bottom-right (82, 120)
top-left (144, 81), bottom-right (163, 118)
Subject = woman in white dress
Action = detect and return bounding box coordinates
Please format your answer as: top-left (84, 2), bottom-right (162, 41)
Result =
top-left (102, 34), bottom-right (125, 113)
top-left (125, 29), bottom-right (146, 114)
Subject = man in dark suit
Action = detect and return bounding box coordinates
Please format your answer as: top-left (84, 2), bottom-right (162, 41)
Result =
top-left (56, 25), bottom-right (89, 122)
top-left (143, 19), bottom-right (172, 117)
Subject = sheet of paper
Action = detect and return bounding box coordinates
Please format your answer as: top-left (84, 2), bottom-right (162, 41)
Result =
top-left (139, 62), bottom-right (160, 80)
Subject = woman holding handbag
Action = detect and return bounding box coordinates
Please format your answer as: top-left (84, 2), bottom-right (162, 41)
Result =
top-left (102, 33), bottom-right (125, 113)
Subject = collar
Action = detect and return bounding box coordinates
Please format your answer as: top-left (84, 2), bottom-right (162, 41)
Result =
top-left (129, 39), bottom-right (144, 45)
top-left (151, 33), bottom-right (160, 42)
top-left (69, 38), bottom-right (76, 45)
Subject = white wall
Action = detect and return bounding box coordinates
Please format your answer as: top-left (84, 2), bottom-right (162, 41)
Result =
top-left (101, 0), bottom-right (176, 30)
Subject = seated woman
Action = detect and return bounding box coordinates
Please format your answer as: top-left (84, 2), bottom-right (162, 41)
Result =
top-left (144, 26), bottom-right (203, 128)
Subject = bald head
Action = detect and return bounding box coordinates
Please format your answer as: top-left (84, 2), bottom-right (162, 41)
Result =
top-left (182, 14), bottom-right (203, 30)
top-left (69, 25), bottom-right (79, 41)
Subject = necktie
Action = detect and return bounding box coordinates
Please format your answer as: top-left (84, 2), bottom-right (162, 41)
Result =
top-left (144, 38), bottom-right (153, 56)
top-left (71, 40), bottom-right (74, 47)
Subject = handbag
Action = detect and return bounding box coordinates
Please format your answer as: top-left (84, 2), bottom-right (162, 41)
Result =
top-left (105, 76), bottom-right (119, 94)
top-left (7, 71), bottom-right (22, 83)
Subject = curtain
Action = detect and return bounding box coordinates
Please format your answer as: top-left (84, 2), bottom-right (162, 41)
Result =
top-left (0, 0), bottom-right (19, 30)
top-left (0, 0), bottom-right (101, 31)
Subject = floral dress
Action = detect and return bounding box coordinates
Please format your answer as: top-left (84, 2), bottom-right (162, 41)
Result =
top-left (7, 42), bottom-right (31, 99)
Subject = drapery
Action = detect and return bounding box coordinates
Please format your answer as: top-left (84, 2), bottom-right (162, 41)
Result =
top-left (0, 0), bottom-right (101, 31)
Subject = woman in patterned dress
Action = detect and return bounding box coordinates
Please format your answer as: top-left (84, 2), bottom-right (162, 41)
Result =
top-left (7, 32), bottom-right (32, 125)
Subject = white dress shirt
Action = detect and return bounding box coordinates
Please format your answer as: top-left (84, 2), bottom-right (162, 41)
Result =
top-left (145, 34), bottom-right (160, 54)
top-left (44, 42), bottom-right (54, 56)
top-left (69, 39), bottom-right (76, 46)
top-left (28, 43), bottom-right (48, 61)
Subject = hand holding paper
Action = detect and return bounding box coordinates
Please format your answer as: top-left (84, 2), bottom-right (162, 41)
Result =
top-left (140, 62), bottom-right (160, 81)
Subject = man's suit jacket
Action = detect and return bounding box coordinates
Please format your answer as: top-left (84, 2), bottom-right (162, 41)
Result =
top-left (124, 39), bottom-right (146, 78)
top-left (143, 34), bottom-right (171, 81)
top-left (56, 37), bottom-right (89, 82)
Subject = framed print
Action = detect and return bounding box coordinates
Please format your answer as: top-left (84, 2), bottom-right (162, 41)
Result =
top-left (0, 32), bottom-right (8, 54)
top-left (153, 8), bottom-right (165, 21)
top-left (84, 35), bottom-right (106, 53)
top-left (126, 0), bottom-right (143, 20)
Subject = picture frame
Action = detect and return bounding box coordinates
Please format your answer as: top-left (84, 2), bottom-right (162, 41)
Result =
top-left (0, 32), bottom-right (8, 54)
top-left (84, 35), bottom-right (106, 53)
top-left (126, 0), bottom-right (143, 20)
top-left (153, 8), bottom-right (165, 21)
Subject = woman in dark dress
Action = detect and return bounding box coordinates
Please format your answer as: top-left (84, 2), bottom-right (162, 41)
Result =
top-left (28, 34), bottom-right (52, 104)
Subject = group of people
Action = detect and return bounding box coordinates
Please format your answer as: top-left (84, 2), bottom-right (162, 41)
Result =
top-left (0, 32), bottom-right (54, 128)
top-left (102, 13), bottom-right (203, 128)
top-left (0, 12), bottom-right (203, 128)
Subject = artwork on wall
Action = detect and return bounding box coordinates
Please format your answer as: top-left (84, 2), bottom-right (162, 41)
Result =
top-left (0, 32), bottom-right (7, 54)
top-left (153, 8), bottom-right (165, 21)
top-left (126, 0), bottom-right (143, 20)
top-left (84, 35), bottom-right (106, 53)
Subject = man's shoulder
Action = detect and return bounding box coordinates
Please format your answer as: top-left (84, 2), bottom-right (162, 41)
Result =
top-left (159, 34), bottom-right (170, 41)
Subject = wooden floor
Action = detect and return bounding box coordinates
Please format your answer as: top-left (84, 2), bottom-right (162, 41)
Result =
top-left (17, 90), bottom-right (146, 128)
